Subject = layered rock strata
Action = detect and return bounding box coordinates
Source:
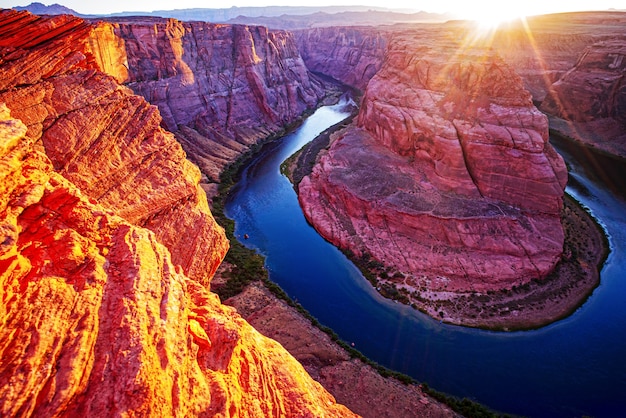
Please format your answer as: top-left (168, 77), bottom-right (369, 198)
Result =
top-left (541, 40), bottom-right (626, 157)
top-left (110, 17), bottom-right (326, 195)
top-left (296, 27), bottom-right (389, 90)
top-left (300, 38), bottom-right (568, 294)
top-left (0, 10), bottom-right (228, 286)
top-left (0, 104), bottom-right (355, 417)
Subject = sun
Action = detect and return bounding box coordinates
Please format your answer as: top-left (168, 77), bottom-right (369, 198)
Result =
top-left (467, 6), bottom-right (528, 31)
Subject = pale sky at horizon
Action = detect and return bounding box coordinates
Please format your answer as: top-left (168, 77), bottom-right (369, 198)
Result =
top-left (0, 0), bottom-right (623, 18)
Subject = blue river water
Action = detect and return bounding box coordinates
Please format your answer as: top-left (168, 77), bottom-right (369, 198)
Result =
top-left (225, 101), bottom-right (626, 418)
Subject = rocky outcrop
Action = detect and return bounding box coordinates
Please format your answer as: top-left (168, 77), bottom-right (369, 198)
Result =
top-left (300, 37), bottom-right (568, 294)
top-left (541, 40), bottom-right (626, 157)
top-left (1, 10), bottom-right (328, 199)
top-left (295, 27), bottom-right (389, 90)
top-left (108, 17), bottom-right (326, 195)
top-left (0, 104), bottom-right (355, 417)
top-left (0, 10), bottom-right (228, 286)
top-left (226, 282), bottom-right (458, 418)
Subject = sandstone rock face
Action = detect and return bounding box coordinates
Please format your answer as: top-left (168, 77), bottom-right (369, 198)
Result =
top-left (109, 17), bottom-right (326, 194)
top-left (295, 27), bottom-right (389, 90)
top-left (300, 38), bottom-right (568, 293)
top-left (0, 10), bottom-right (228, 286)
top-left (0, 105), bottom-right (356, 417)
top-left (226, 282), bottom-right (458, 418)
top-left (543, 40), bottom-right (626, 123)
top-left (541, 40), bottom-right (626, 157)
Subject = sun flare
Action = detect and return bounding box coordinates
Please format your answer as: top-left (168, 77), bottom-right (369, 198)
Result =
top-left (468, 7), bottom-right (527, 31)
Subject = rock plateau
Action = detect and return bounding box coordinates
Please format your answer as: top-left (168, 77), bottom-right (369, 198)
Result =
top-left (299, 37), bottom-right (568, 294)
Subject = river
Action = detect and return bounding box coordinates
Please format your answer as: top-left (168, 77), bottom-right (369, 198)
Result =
top-left (224, 100), bottom-right (626, 418)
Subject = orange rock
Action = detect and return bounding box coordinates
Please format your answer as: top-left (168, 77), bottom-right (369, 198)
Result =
top-left (0, 104), bottom-right (356, 417)
top-left (0, 10), bottom-right (357, 417)
top-left (0, 9), bottom-right (228, 287)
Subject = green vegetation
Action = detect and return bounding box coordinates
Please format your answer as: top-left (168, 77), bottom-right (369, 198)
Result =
top-left (421, 384), bottom-right (513, 418)
top-left (211, 106), bottom-right (323, 299)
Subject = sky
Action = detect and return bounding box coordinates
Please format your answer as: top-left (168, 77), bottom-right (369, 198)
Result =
top-left (0, 0), bottom-right (623, 17)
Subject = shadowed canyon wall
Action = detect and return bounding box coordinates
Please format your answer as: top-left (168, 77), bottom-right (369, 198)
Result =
top-left (299, 36), bottom-right (568, 293)
top-left (109, 17), bottom-right (326, 196)
top-left (295, 27), bottom-right (389, 90)
top-left (541, 39), bottom-right (626, 157)
top-left (0, 10), bottom-right (356, 416)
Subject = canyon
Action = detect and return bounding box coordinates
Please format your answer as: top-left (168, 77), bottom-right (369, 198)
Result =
top-left (541, 39), bottom-right (626, 158)
top-left (110, 16), bottom-right (327, 197)
top-left (0, 9), bottom-right (358, 417)
top-left (289, 14), bottom-right (620, 325)
top-left (0, 4), bottom-right (623, 417)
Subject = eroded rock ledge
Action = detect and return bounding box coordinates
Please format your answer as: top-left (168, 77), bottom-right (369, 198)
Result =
top-left (0, 104), bottom-right (355, 417)
top-left (299, 38), bottom-right (570, 319)
top-left (0, 9), bottom-right (228, 286)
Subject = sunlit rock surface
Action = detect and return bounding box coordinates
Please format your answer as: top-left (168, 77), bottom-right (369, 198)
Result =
top-left (0, 104), bottom-right (355, 417)
top-left (300, 38), bottom-right (568, 293)
top-left (0, 9), bottom-right (356, 417)
top-left (0, 10), bottom-right (228, 286)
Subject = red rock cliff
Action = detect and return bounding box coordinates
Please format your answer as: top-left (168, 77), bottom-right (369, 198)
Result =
top-left (541, 40), bottom-right (626, 157)
top-left (109, 17), bottom-right (326, 196)
top-left (0, 104), bottom-right (355, 417)
top-left (295, 27), bottom-right (389, 90)
top-left (299, 37), bottom-right (568, 294)
top-left (0, 10), bottom-right (228, 286)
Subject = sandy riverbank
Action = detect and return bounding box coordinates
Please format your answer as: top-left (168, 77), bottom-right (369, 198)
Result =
top-left (394, 194), bottom-right (608, 330)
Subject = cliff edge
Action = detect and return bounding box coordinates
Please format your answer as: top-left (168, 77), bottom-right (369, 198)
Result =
top-left (0, 9), bottom-right (357, 417)
top-left (0, 103), bottom-right (355, 417)
top-left (0, 10), bottom-right (228, 287)
top-left (299, 36), bottom-right (568, 298)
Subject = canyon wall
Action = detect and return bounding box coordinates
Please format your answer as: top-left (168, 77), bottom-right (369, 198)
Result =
top-left (295, 27), bottom-right (389, 90)
top-left (299, 36), bottom-right (568, 293)
top-left (0, 104), bottom-right (354, 417)
top-left (295, 15), bottom-right (623, 126)
top-left (541, 40), bottom-right (626, 157)
top-left (109, 17), bottom-right (326, 195)
top-left (0, 10), bottom-right (356, 416)
top-left (0, 10), bottom-right (228, 287)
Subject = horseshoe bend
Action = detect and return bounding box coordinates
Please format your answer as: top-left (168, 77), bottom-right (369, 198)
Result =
top-left (0, 4), bottom-right (619, 418)
top-left (297, 36), bottom-right (607, 330)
